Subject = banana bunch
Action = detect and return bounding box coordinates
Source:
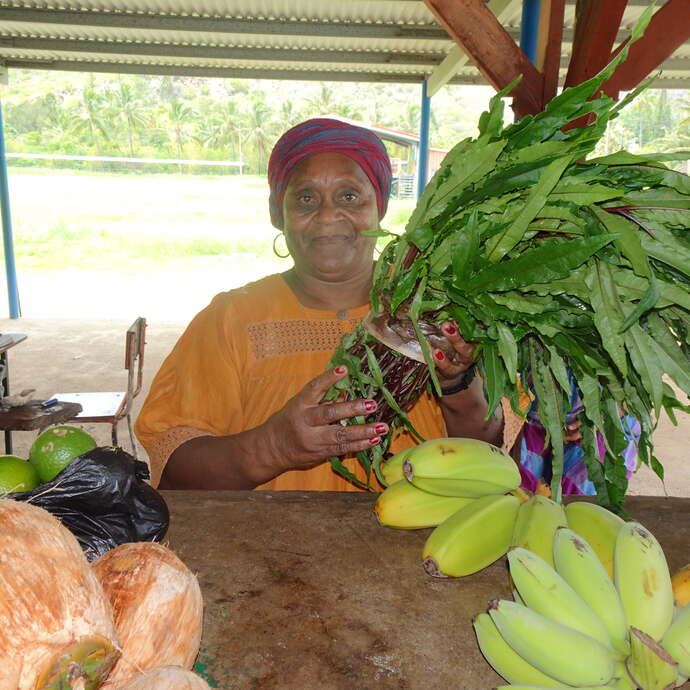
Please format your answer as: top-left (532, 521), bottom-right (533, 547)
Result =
top-left (473, 516), bottom-right (690, 689)
top-left (375, 437), bottom-right (524, 576)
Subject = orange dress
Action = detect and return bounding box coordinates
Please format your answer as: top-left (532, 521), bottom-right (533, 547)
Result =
top-left (135, 274), bottom-right (523, 489)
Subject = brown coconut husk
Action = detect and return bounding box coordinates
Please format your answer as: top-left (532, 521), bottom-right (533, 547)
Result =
top-left (93, 541), bottom-right (203, 688)
top-left (114, 666), bottom-right (211, 689)
top-left (0, 498), bottom-right (119, 690)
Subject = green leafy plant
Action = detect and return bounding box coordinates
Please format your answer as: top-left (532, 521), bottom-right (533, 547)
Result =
top-left (325, 6), bottom-right (690, 510)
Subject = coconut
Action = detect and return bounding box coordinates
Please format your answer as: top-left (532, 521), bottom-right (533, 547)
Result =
top-left (0, 498), bottom-right (119, 690)
top-left (113, 666), bottom-right (211, 689)
top-left (93, 541), bottom-right (203, 688)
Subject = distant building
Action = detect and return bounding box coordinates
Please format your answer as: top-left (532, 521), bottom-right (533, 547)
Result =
top-left (319, 114), bottom-right (449, 198)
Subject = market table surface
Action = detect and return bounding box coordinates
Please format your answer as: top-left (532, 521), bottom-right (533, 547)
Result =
top-left (162, 491), bottom-right (690, 690)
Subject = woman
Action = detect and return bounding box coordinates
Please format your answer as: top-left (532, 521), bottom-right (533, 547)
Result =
top-left (135, 118), bottom-right (521, 490)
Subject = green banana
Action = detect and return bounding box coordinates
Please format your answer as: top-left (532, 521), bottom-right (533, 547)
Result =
top-left (487, 599), bottom-right (616, 687)
top-left (374, 479), bottom-right (476, 529)
top-left (494, 686), bottom-right (614, 689)
top-left (402, 437), bottom-right (520, 497)
top-left (553, 527), bottom-right (630, 657)
top-left (511, 495), bottom-right (567, 567)
top-left (422, 493), bottom-right (520, 577)
top-left (472, 612), bottom-right (565, 687)
top-left (662, 602), bottom-right (690, 677)
top-left (507, 547), bottom-right (613, 653)
top-left (611, 661), bottom-right (637, 690)
top-left (615, 521), bottom-right (674, 642)
top-left (565, 500), bottom-right (626, 579)
top-left (380, 448), bottom-right (410, 486)
top-left (626, 626), bottom-right (678, 690)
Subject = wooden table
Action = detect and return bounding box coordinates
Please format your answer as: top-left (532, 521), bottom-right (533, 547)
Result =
top-left (0, 333), bottom-right (27, 453)
top-left (162, 491), bottom-right (690, 690)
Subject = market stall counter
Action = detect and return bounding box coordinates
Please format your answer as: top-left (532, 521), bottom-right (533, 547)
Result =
top-left (163, 491), bottom-right (690, 690)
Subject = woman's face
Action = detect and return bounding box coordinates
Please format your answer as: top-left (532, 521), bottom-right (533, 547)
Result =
top-left (281, 152), bottom-right (380, 283)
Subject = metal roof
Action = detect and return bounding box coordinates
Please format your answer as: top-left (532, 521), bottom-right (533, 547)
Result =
top-left (0, 0), bottom-right (688, 90)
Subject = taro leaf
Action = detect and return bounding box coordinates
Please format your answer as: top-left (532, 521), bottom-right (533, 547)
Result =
top-left (484, 154), bottom-right (574, 262)
top-left (467, 234), bottom-right (617, 292)
top-left (585, 260), bottom-right (628, 376)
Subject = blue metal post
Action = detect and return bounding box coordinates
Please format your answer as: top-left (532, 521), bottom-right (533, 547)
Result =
top-left (0, 100), bottom-right (19, 318)
top-left (520, 0), bottom-right (541, 65)
top-left (416, 79), bottom-right (431, 199)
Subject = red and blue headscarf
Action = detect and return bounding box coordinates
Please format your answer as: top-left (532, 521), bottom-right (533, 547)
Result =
top-left (267, 118), bottom-right (392, 229)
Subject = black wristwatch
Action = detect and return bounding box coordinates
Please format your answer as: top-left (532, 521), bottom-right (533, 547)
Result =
top-left (440, 363), bottom-right (477, 396)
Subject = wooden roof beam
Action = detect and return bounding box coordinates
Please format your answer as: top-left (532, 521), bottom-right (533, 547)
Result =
top-left (424, 0), bottom-right (545, 117)
top-left (426, 0), bottom-right (519, 97)
top-left (564, 0), bottom-right (627, 89)
top-left (603, 0), bottom-right (690, 97)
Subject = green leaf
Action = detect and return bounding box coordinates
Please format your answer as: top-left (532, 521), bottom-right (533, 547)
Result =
top-left (467, 234), bottom-right (617, 292)
top-left (484, 155), bottom-right (574, 262)
top-left (390, 260), bottom-right (422, 313)
top-left (549, 183), bottom-right (623, 205)
top-left (495, 322), bottom-right (518, 384)
top-left (450, 209), bottom-right (481, 285)
top-left (584, 260), bottom-right (628, 376)
top-left (624, 323), bottom-right (664, 415)
top-left (481, 341), bottom-right (508, 419)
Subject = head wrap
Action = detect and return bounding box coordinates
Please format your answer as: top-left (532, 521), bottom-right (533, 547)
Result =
top-left (267, 118), bottom-right (392, 229)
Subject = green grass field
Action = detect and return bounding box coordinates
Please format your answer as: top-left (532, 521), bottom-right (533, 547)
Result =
top-left (7, 168), bottom-right (416, 273)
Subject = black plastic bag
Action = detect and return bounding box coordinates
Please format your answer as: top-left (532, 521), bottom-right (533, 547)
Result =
top-left (10, 446), bottom-right (169, 562)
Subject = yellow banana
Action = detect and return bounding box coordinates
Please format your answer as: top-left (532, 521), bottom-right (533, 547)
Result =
top-left (472, 612), bottom-right (565, 688)
top-left (374, 479), bottom-right (476, 529)
top-left (487, 599), bottom-right (616, 687)
top-left (507, 547), bottom-right (613, 653)
top-left (511, 495), bottom-right (567, 567)
top-left (615, 521), bottom-right (674, 642)
top-left (422, 493), bottom-right (519, 577)
top-left (565, 500), bottom-right (625, 579)
top-left (626, 627), bottom-right (678, 690)
top-left (380, 449), bottom-right (410, 486)
top-left (661, 602), bottom-right (690, 677)
top-left (402, 437), bottom-right (520, 497)
top-left (552, 527), bottom-right (630, 657)
top-left (671, 563), bottom-right (690, 607)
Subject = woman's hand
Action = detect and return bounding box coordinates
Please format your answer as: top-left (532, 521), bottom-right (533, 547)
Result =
top-left (430, 321), bottom-right (477, 391)
top-left (263, 365), bottom-right (387, 473)
top-left (427, 320), bottom-right (503, 446)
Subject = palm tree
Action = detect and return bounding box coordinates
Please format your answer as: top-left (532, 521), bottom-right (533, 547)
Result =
top-left (166, 99), bottom-right (196, 161)
top-left (246, 98), bottom-right (274, 174)
top-left (108, 78), bottom-right (151, 157)
top-left (75, 75), bottom-right (112, 155)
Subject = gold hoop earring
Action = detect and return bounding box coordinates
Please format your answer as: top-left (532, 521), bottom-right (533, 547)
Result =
top-left (272, 232), bottom-right (290, 259)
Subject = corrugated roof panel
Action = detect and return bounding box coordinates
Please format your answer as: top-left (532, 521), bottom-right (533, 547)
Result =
top-left (0, 0), bottom-right (688, 88)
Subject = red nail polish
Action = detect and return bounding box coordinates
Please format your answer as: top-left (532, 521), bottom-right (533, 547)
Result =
top-left (444, 324), bottom-right (457, 335)
top-left (334, 365), bottom-right (347, 375)
top-left (375, 424), bottom-right (387, 435)
top-left (364, 400), bottom-right (376, 411)
top-left (434, 351), bottom-right (445, 361)
top-left (369, 437), bottom-right (380, 446)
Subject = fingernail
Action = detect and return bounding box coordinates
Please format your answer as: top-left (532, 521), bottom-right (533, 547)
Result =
top-left (375, 424), bottom-right (387, 435)
top-left (334, 365), bottom-right (347, 375)
top-left (444, 324), bottom-right (457, 335)
top-left (369, 437), bottom-right (380, 446)
top-left (434, 350), bottom-right (445, 361)
top-left (364, 400), bottom-right (376, 411)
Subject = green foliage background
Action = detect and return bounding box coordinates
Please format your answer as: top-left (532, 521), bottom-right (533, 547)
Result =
top-left (3, 70), bottom-right (688, 175)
